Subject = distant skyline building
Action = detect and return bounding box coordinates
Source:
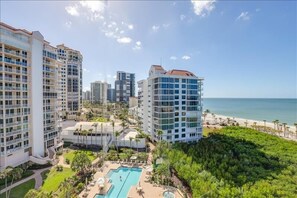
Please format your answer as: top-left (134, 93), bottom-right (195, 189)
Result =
top-left (115, 71), bottom-right (135, 103)
top-left (57, 44), bottom-right (83, 119)
top-left (82, 90), bottom-right (91, 101)
top-left (0, 22), bottom-right (64, 170)
top-left (107, 87), bottom-right (115, 102)
top-left (138, 65), bottom-right (203, 143)
top-left (90, 81), bottom-right (108, 104)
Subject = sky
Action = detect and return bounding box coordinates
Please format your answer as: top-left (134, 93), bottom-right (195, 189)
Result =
top-left (1, 0), bottom-right (296, 98)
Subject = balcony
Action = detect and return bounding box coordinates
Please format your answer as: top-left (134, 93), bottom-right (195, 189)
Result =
top-left (6, 121), bottom-right (23, 127)
top-left (3, 58), bottom-right (27, 66)
top-left (4, 49), bottom-right (27, 58)
top-left (7, 147), bottom-right (22, 154)
top-left (6, 138), bottom-right (22, 145)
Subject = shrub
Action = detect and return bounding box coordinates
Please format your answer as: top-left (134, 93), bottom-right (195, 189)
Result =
top-left (65, 158), bottom-right (70, 164)
top-left (76, 182), bottom-right (85, 192)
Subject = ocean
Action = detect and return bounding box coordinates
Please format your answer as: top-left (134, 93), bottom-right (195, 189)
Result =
top-left (203, 98), bottom-right (297, 126)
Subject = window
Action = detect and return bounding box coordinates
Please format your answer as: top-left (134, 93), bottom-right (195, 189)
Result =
top-left (175, 134), bottom-right (179, 139)
top-left (182, 90), bottom-right (186, 94)
top-left (182, 123), bottom-right (186, 127)
top-left (175, 123), bottom-right (179, 127)
top-left (182, 134), bottom-right (186, 138)
top-left (175, 95), bottom-right (179, 99)
top-left (175, 78), bottom-right (179, 83)
top-left (182, 106), bottom-right (186, 110)
top-left (182, 101), bottom-right (186, 105)
top-left (175, 101), bottom-right (179, 105)
top-left (175, 90), bottom-right (179, 94)
top-left (175, 84), bottom-right (179, 88)
top-left (175, 117), bottom-right (179, 122)
top-left (182, 128), bottom-right (186, 132)
top-left (182, 84), bottom-right (186, 88)
top-left (182, 95), bottom-right (186, 99)
top-left (175, 129), bottom-right (179, 133)
top-left (182, 79), bottom-right (186, 83)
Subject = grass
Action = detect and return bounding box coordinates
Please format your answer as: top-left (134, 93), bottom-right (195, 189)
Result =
top-left (203, 126), bottom-right (219, 136)
top-left (41, 167), bottom-right (75, 193)
top-left (0, 179), bottom-right (35, 198)
top-left (91, 116), bottom-right (108, 122)
top-left (0, 170), bottom-right (34, 190)
top-left (63, 149), bottom-right (96, 164)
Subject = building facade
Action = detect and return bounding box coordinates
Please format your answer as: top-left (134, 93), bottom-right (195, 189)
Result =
top-left (137, 79), bottom-right (148, 132)
top-left (107, 88), bottom-right (115, 103)
top-left (57, 44), bottom-right (83, 119)
top-left (115, 71), bottom-right (135, 103)
top-left (138, 65), bottom-right (203, 143)
top-left (0, 22), bottom-right (64, 170)
top-left (82, 90), bottom-right (91, 101)
top-left (90, 81), bottom-right (108, 104)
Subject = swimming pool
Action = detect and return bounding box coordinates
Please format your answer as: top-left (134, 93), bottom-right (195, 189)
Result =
top-left (96, 167), bottom-right (142, 198)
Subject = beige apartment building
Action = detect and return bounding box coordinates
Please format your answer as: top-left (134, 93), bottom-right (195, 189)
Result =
top-left (0, 22), bottom-right (82, 170)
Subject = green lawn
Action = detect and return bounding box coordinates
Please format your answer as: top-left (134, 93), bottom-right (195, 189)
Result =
top-left (0, 179), bottom-right (35, 198)
top-left (41, 167), bottom-right (75, 193)
top-left (91, 117), bottom-right (108, 122)
top-left (203, 127), bottom-right (219, 136)
top-left (63, 149), bottom-right (96, 164)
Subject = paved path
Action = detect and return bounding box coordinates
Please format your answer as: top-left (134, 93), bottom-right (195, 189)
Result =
top-left (0, 167), bottom-right (51, 195)
top-left (57, 155), bottom-right (70, 168)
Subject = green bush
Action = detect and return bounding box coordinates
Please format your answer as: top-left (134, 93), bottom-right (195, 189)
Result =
top-left (65, 158), bottom-right (70, 164)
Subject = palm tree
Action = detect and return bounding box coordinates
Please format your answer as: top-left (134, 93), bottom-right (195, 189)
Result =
top-left (75, 128), bottom-right (80, 144)
top-left (275, 120), bottom-right (279, 130)
top-left (7, 167), bottom-right (23, 198)
top-left (89, 128), bottom-right (93, 145)
top-left (205, 109), bottom-right (210, 114)
top-left (115, 131), bottom-right (120, 152)
top-left (157, 129), bottom-right (163, 141)
top-left (253, 122), bottom-right (257, 129)
top-left (283, 123), bottom-right (287, 137)
top-left (0, 166), bottom-right (13, 198)
top-left (135, 137), bottom-right (140, 153)
top-left (129, 137), bottom-right (134, 149)
top-left (294, 123), bottom-right (297, 139)
top-left (263, 120), bottom-right (266, 132)
top-left (100, 123), bottom-right (103, 148)
top-left (244, 120), bottom-right (248, 127)
top-left (76, 111), bottom-right (81, 121)
top-left (227, 118), bottom-right (231, 125)
top-left (111, 120), bottom-right (115, 137)
top-left (92, 123), bottom-right (98, 146)
top-left (121, 122), bottom-right (126, 131)
top-left (81, 130), bottom-right (89, 146)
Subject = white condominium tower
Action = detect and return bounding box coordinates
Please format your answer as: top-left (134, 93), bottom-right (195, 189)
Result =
top-left (57, 44), bottom-right (83, 119)
top-left (0, 22), bottom-right (75, 170)
top-left (90, 81), bottom-right (108, 104)
top-left (138, 65), bottom-right (203, 143)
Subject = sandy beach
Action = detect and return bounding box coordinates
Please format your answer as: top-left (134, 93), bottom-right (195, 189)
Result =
top-left (204, 113), bottom-right (297, 141)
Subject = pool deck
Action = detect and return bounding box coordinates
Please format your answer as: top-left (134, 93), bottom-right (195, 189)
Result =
top-left (79, 161), bottom-right (183, 198)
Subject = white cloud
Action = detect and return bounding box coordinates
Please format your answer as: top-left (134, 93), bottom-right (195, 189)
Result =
top-left (107, 74), bottom-right (112, 78)
top-left (162, 23), bottom-right (170, 29)
top-left (191, 0), bottom-right (216, 17)
top-left (180, 14), bottom-right (186, 21)
top-left (170, 56), bottom-right (177, 60)
top-left (113, 75), bottom-right (116, 79)
top-left (128, 24), bottom-right (134, 30)
top-left (83, 68), bottom-right (90, 73)
top-left (152, 25), bottom-right (160, 32)
top-left (79, 1), bottom-right (105, 13)
top-left (182, 55), bottom-right (191, 60)
top-left (133, 41), bottom-right (142, 50)
top-left (117, 37), bottom-right (132, 44)
top-left (65, 5), bottom-right (80, 16)
top-left (120, 30), bottom-right (124, 34)
top-left (65, 21), bottom-right (72, 28)
top-left (237, 12), bottom-right (250, 21)
top-left (84, 86), bottom-right (90, 91)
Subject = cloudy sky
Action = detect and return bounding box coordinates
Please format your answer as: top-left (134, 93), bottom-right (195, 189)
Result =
top-left (1, 1), bottom-right (296, 98)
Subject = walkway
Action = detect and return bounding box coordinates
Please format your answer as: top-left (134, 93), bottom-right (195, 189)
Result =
top-left (57, 155), bottom-right (70, 168)
top-left (0, 167), bottom-right (51, 194)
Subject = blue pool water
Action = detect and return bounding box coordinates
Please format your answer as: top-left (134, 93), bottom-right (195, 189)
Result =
top-left (96, 167), bottom-right (142, 198)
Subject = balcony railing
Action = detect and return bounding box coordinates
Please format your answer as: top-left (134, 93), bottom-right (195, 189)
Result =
top-left (4, 49), bottom-right (27, 58)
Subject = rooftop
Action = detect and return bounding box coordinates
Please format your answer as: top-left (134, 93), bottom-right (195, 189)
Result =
top-left (166, 69), bottom-right (196, 77)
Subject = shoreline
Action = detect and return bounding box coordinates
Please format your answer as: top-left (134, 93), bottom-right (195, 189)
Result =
top-left (204, 113), bottom-right (297, 141)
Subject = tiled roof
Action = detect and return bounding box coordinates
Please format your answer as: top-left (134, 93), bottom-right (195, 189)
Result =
top-left (0, 22), bottom-right (32, 35)
top-left (166, 69), bottom-right (196, 77)
top-left (152, 65), bottom-right (165, 71)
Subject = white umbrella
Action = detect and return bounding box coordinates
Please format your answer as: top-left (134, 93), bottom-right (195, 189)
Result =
top-left (97, 177), bottom-right (105, 185)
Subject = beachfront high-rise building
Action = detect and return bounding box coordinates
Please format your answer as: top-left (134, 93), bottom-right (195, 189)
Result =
top-left (82, 90), bottom-right (91, 101)
top-left (90, 81), bottom-right (108, 104)
top-left (115, 71), bottom-right (135, 103)
top-left (57, 44), bottom-right (83, 119)
top-left (107, 84), bottom-right (115, 102)
top-left (138, 65), bottom-right (203, 143)
top-left (0, 22), bottom-right (63, 170)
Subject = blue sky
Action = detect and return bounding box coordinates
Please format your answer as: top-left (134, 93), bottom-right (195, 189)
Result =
top-left (1, 1), bottom-right (296, 98)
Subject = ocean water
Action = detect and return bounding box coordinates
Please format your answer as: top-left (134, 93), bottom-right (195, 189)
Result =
top-left (203, 98), bottom-right (297, 125)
